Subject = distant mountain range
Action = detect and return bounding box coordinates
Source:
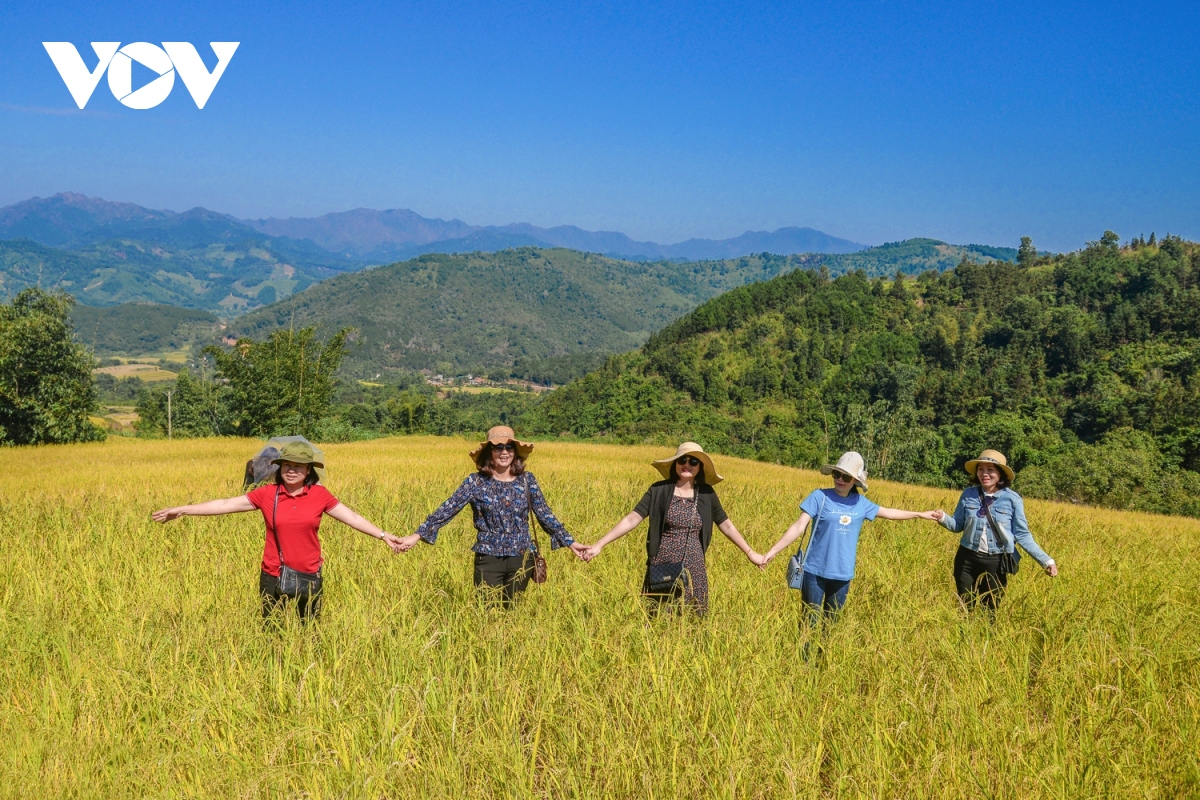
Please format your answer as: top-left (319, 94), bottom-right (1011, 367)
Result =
top-left (246, 207), bottom-right (866, 262)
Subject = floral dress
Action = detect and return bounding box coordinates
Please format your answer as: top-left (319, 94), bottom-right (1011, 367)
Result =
top-left (646, 494), bottom-right (709, 615)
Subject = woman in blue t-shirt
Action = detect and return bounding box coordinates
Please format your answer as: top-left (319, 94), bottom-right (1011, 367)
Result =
top-left (762, 451), bottom-right (940, 624)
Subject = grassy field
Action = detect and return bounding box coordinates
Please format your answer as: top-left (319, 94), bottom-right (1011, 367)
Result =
top-left (1, 436), bottom-right (1197, 798)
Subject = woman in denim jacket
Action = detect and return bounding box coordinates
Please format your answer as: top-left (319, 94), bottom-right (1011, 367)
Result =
top-left (932, 449), bottom-right (1058, 611)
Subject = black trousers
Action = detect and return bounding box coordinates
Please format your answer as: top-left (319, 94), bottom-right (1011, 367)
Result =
top-left (260, 570), bottom-right (322, 621)
top-left (473, 551), bottom-right (534, 608)
top-left (953, 546), bottom-right (1008, 611)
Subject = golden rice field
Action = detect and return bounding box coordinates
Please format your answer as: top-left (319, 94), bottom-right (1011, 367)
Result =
top-left (1, 436), bottom-right (1198, 798)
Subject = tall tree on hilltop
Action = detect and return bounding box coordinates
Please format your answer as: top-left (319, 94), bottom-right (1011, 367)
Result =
top-left (206, 327), bottom-right (351, 438)
top-left (0, 288), bottom-right (104, 445)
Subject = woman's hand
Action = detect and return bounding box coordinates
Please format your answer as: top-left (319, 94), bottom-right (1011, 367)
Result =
top-left (931, 509), bottom-right (946, 522)
top-left (380, 533), bottom-right (406, 553)
top-left (1045, 562), bottom-right (1058, 577)
top-left (395, 534), bottom-right (422, 552)
top-left (569, 542), bottom-right (590, 560)
top-left (748, 550), bottom-right (768, 567)
top-left (581, 543), bottom-right (603, 562)
top-left (151, 507), bottom-right (185, 523)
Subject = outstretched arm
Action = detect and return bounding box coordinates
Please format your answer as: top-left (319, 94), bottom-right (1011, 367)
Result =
top-left (152, 496), bottom-right (255, 522)
top-left (582, 512), bottom-right (644, 561)
top-left (325, 503), bottom-right (405, 553)
top-left (717, 518), bottom-right (764, 565)
top-left (762, 512), bottom-right (812, 567)
top-left (875, 507), bottom-right (940, 521)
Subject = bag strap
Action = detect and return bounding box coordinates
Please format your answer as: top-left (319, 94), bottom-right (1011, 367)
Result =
top-left (979, 487), bottom-right (1013, 553)
top-left (524, 474), bottom-right (545, 555)
top-left (794, 490), bottom-right (826, 559)
top-left (268, 485), bottom-right (289, 571)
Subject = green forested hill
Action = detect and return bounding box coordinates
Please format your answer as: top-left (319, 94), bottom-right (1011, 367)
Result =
top-left (0, 234), bottom-right (356, 314)
top-left (70, 303), bottom-right (219, 355)
top-left (528, 233), bottom-right (1200, 515)
top-left (229, 240), bottom-right (1016, 380)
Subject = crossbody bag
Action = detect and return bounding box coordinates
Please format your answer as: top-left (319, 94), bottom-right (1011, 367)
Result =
top-left (524, 475), bottom-right (548, 584)
top-left (980, 488), bottom-right (1021, 576)
top-left (787, 491), bottom-right (827, 590)
top-left (269, 486), bottom-right (323, 598)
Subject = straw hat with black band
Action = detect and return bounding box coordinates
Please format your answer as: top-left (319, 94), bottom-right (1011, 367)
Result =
top-left (651, 442), bottom-right (724, 485)
top-left (468, 425), bottom-right (535, 462)
top-left (964, 449), bottom-right (1015, 483)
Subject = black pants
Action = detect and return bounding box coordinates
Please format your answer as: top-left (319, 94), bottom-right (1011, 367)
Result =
top-left (260, 570), bottom-right (322, 621)
top-left (953, 546), bottom-right (1008, 611)
top-left (473, 552), bottom-right (534, 608)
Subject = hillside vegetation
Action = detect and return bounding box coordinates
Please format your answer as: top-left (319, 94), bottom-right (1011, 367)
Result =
top-left (70, 303), bottom-right (219, 355)
top-left (530, 233), bottom-right (1200, 516)
top-left (230, 241), bottom-right (1015, 380)
top-left (2, 436), bottom-right (1196, 796)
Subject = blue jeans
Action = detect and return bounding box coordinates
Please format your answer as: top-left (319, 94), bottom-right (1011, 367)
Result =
top-left (801, 571), bottom-right (850, 626)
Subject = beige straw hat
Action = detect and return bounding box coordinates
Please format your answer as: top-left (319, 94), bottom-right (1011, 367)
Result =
top-left (651, 442), bottom-right (724, 485)
top-left (964, 449), bottom-right (1015, 483)
top-left (468, 425), bottom-right (534, 461)
top-left (820, 451), bottom-right (869, 491)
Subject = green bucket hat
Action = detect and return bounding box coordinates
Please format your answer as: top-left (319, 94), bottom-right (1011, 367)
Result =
top-left (270, 440), bottom-right (325, 469)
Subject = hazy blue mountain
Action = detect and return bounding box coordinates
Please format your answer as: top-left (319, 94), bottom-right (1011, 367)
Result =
top-left (243, 207), bottom-right (866, 261)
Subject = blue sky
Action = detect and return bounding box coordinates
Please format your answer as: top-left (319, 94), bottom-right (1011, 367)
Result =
top-left (0, 0), bottom-right (1197, 251)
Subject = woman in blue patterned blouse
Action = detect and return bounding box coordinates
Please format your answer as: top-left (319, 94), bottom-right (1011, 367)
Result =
top-left (396, 426), bottom-right (588, 606)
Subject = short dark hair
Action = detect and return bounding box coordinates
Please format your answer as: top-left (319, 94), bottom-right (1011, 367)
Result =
top-left (476, 443), bottom-right (526, 478)
top-left (275, 463), bottom-right (320, 486)
top-left (668, 462), bottom-right (706, 485)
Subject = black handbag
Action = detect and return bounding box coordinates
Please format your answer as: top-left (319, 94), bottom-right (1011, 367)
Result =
top-left (644, 561), bottom-right (690, 595)
top-left (269, 487), bottom-right (323, 598)
top-left (980, 488), bottom-right (1020, 576)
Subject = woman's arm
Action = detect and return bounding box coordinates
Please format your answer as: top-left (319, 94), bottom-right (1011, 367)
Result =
top-left (526, 474), bottom-right (583, 556)
top-left (401, 476), bottom-right (477, 551)
top-left (717, 518), bottom-right (764, 565)
top-left (762, 512), bottom-right (813, 566)
top-left (582, 512), bottom-right (644, 561)
top-left (152, 496), bottom-right (255, 522)
top-left (875, 507), bottom-right (940, 521)
top-left (936, 493), bottom-right (968, 532)
top-left (1009, 495), bottom-right (1057, 576)
top-left (324, 503), bottom-right (405, 553)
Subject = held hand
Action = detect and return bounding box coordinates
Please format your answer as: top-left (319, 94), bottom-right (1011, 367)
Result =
top-left (581, 544), bottom-right (603, 562)
top-left (396, 533), bottom-right (421, 553)
top-left (930, 509), bottom-right (946, 522)
top-left (569, 542), bottom-right (590, 561)
top-left (1045, 562), bottom-right (1058, 578)
top-left (151, 507), bottom-right (184, 523)
top-left (747, 550), bottom-right (767, 567)
top-left (380, 533), bottom-right (406, 554)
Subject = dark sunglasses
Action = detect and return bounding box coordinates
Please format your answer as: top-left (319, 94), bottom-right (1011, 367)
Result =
top-left (676, 456), bottom-right (701, 467)
top-left (491, 442), bottom-right (516, 452)
top-left (831, 470), bottom-right (853, 482)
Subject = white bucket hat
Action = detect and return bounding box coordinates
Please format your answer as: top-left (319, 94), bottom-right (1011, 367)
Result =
top-left (820, 451), bottom-right (869, 491)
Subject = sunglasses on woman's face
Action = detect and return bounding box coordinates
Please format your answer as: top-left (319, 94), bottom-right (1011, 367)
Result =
top-left (676, 456), bottom-right (701, 467)
top-left (491, 442), bottom-right (516, 452)
top-left (832, 471), bottom-right (853, 482)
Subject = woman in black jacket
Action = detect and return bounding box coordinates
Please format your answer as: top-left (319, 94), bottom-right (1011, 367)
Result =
top-left (582, 442), bottom-right (763, 615)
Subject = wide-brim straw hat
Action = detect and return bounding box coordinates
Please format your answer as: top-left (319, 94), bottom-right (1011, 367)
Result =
top-left (820, 451), bottom-right (869, 491)
top-left (468, 425), bottom-right (534, 461)
top-left (270, 440), bottom-right (325, 469)
top-left (965, 449), bottom-right (1015, 483)
top-left (651, 442), bottom-right (724, 485)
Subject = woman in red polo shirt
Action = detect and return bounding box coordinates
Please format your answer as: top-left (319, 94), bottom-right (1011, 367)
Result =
top-left (151, 441), bottom-right (403, 620)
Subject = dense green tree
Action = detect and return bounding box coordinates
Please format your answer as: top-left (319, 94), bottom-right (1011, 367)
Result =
top-left (1018, 236), bottom-right (1037, 266)
top-left (0, 288), bottom-right (104, 445)
top-left (134, 369), bottom-right (231, 438)
top-left (205, 327), bottom-right (351, 438)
